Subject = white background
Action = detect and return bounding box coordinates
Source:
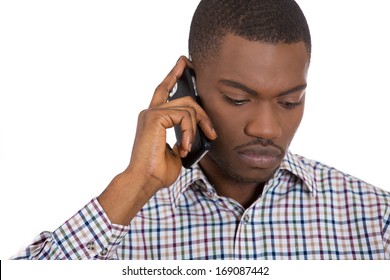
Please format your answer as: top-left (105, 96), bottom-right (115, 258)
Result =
top-left (1, 0), bottom-right (389, 260)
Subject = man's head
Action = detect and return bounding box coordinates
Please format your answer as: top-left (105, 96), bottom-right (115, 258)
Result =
top-left (188, 0), bottom-right (311, 186)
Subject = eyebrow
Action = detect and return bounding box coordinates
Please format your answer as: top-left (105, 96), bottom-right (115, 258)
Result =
top-left (218, 79), bottom-right (307, 97)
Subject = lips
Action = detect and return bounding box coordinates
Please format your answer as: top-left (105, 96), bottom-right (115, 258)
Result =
top-left (236, 145), bottom-right (283, 169)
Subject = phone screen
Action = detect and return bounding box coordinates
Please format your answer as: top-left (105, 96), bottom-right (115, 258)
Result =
top-left (167, 67), bottom-right (212, 168)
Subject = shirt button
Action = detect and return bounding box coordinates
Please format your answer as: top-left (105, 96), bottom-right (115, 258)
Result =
top-left (243, 214), bottom-right (250, 224)
top-left (208, 192), bottom-right (216, 198)
top-left (100, 248), bottom-right (108, 256)
top-left (86, 241), bottom-right (95, 251)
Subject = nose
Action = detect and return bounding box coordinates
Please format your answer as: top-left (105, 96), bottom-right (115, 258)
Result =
top-left (243, 103), bottom-right (282, 140)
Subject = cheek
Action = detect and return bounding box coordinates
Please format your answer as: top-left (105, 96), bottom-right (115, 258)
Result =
top-left (204, 102), bottom-right (244, 143)
top-left (279, 107), bottom-right (304, 138)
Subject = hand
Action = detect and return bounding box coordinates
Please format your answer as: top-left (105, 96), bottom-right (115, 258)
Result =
top-left (98, 57), bottom-right (217, 225)
top-left (124, 57), bottom-right (217, 192)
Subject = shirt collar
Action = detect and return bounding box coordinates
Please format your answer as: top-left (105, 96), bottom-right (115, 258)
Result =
top-left (279, 151), bottom-right (318, 197)
top-left (169, 150), bottom-right (317, 207)
top-left (168, 165), bottom-right (213, 208)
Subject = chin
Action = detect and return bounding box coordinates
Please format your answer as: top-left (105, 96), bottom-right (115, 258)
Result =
top-left (203, 151), bottom-right (281, 184)
top-left (214, 157), bottom-right (279, 184)
top-left (227, 167), bottom-right (277, 184)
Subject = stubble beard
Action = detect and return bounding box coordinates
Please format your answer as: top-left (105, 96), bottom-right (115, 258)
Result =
top-left (206, 149), bottom-right (280, 185)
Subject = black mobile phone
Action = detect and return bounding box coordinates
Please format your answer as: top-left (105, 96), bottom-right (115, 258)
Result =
top-left (167, 67), bottom-right (212, 168)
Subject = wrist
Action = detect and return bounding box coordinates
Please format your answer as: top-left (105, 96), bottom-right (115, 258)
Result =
top-left (98, 170), bottom-right (160, 226)
top-left (120, 165), bottom-right (163, 195)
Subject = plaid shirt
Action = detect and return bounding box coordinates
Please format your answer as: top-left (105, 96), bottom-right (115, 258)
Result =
top-left (12, 151), bottom-right (390, 260)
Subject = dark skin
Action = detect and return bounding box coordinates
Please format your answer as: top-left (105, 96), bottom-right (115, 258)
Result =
top-left (197, 34), bottom-right (309, 208)
top-left (98, 34), bottom-right (309, 225)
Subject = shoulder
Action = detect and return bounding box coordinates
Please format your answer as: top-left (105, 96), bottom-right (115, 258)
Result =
top-left (290, 153), bottom-right (390, 204)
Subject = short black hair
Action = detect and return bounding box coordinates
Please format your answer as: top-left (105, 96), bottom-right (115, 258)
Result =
top-left (189, 0), bottom-right (311, 67)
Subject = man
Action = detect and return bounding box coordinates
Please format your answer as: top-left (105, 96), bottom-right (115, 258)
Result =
top-left (12, 0), bottom-right (390, 260)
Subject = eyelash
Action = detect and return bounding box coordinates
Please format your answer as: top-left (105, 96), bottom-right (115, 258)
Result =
top-left (223, 95), bottom-right (249, 106)
top-left (223, 95), bottom-right (303, 110)
top-left (278, 101), bottom-right (303, 110)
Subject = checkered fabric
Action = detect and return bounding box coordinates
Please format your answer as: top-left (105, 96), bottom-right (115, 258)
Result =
top-left (12, 151), bottom-right (390, 259)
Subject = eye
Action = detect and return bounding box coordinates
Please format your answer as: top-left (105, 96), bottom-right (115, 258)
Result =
top-left (279, 101), bottom-right (303, 110)
top-left (222, 95), bottom-right (249, 106)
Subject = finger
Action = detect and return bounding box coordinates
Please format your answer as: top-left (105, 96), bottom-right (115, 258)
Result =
top-left (159, 96), bottom-right (218, 141)
top-left (166, 144), bottom-right (182, 171)
top-left (148, 107), bottom-right (196, 155)
top-left (159, 100), bottom-right (198, 139)
top-left (149, 57), bottom-right (189, 108)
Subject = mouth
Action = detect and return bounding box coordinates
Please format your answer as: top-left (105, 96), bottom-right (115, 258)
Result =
top-left (236, 145), bottom-right (283, 169)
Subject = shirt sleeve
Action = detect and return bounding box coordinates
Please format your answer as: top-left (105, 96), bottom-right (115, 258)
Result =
top-left (11, 198), bottom-right (129, 260)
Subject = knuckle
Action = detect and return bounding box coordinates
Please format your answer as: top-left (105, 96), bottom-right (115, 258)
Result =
top-left (182, 125), bottom-right (194, 137)
top-left (138, 108), bottom-right (155, 123)
top-left (188, 106), bottom-right (196, 116)
top-left (183, 109), bottom-right (194, 120)
top-left (138, 109), bottom-right (150, 118)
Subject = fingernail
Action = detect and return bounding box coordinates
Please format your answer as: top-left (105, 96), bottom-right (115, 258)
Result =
top-left (188, 143), bottom-right (192, 152)
top-left (176, 57), bottom-right (183, 65)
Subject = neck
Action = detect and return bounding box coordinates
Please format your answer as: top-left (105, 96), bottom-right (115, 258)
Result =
top-left (199, 157), bottom-right (265, 209)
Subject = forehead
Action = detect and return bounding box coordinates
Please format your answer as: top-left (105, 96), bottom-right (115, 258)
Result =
top-left (199, 34), bottom-right (309, 89)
